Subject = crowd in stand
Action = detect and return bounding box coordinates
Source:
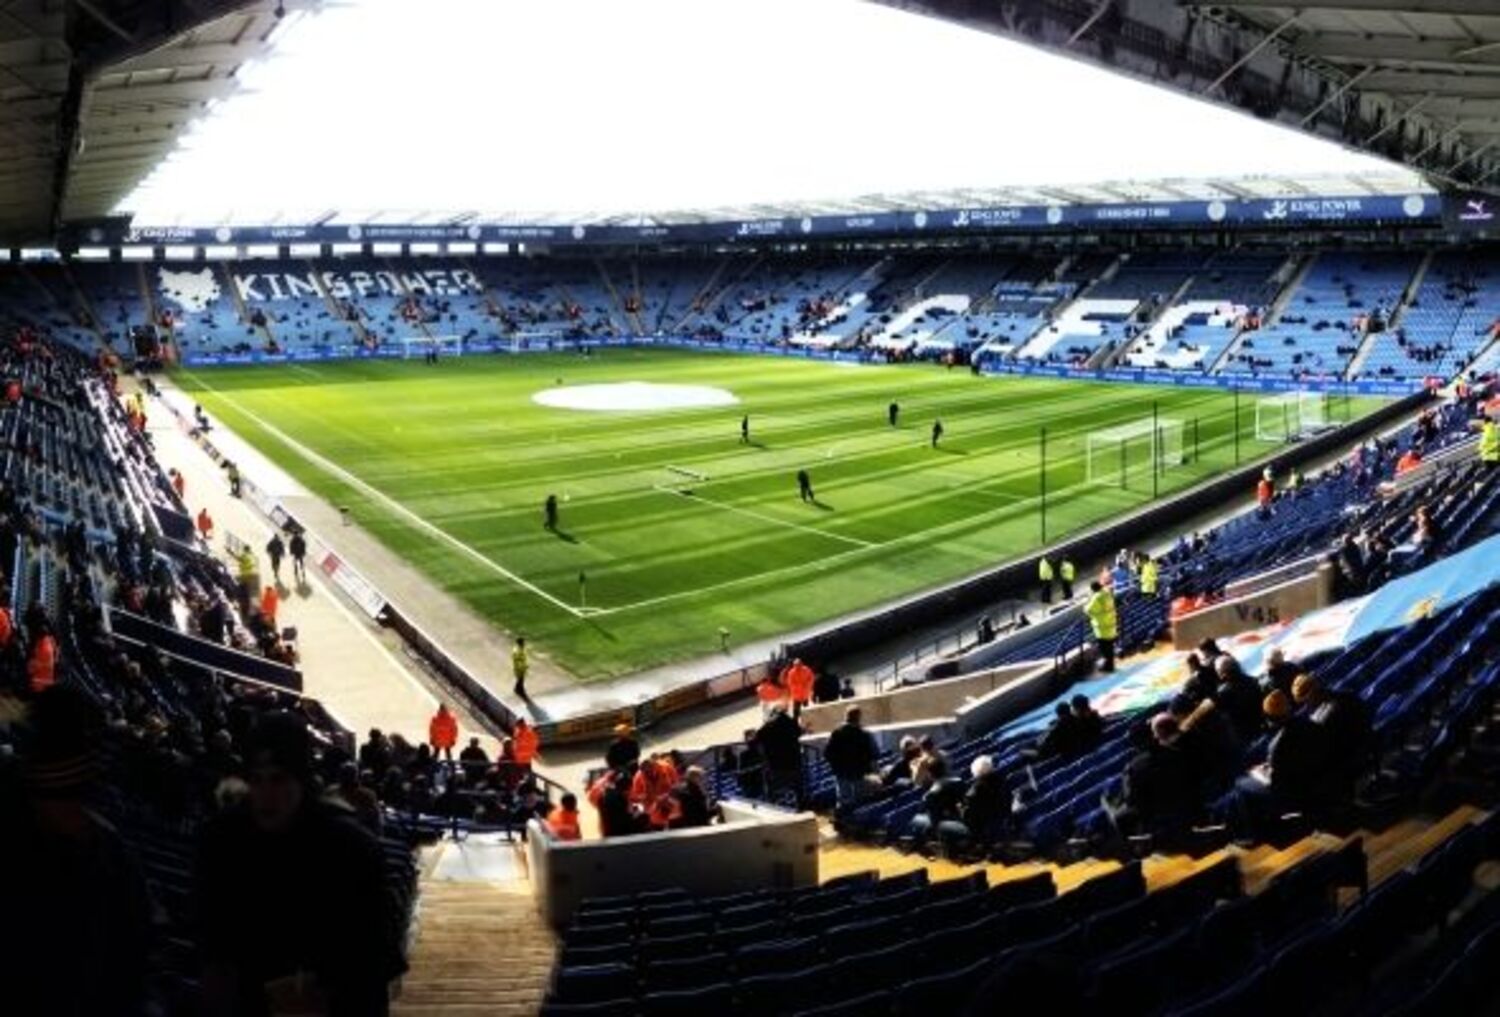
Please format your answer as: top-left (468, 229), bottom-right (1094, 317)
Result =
top-left (586, 723), bottom-right (719, 837)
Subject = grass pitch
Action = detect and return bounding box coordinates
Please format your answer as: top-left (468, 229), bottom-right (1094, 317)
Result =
top-left (176, 349), bottom-right (1381, 680)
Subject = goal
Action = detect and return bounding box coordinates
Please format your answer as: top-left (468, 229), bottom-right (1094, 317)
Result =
top-left (400, 334), bottom-right (465, 359)
top-left (1255, 391), bottom-right (1330, 443)
top-left (1085, 417), bottom-right (1186, 488)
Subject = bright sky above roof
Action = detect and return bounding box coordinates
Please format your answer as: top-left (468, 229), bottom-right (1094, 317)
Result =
top-left (120, 0), bottom-right (1414, 225)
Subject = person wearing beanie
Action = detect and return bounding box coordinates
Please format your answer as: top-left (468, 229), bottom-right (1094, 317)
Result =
top-left (196, 710), bottom-right (406, 1015)
top-left (0, 685), bottom-right (154, 1014)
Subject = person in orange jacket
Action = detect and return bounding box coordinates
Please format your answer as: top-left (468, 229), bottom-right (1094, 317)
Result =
top-left (27, 625), bottom-right (57, 694)
top-left (756, 674), bottom-right (787, 718)
top-left (630, 755), bottom-right (680, 829)
top-left (782, 658), bottom-right (816, 718)
top-left (196, 507), bottom-right (214, 541)
top-left (1256, 473), bottom-right (1274, 517)
top-left (428, 703), bottom-right (458, 764)
top-left (0, 601), bottom-right (14, 650)
top-left (512, 717), bottom-right (540, 769)
top-left (259, 585), bottom-right (279, 628)
top-left (546, 793), bottom-right (582, 840)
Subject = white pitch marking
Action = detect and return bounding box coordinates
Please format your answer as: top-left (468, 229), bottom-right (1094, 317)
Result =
top-left (650, 483), bottom-right (878, 549)
top-left (181, 370), bottom-right (585, 619)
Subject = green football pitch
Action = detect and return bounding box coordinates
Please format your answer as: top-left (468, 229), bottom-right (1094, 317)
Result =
top-left (174, 349), bottom-right (1381, 681)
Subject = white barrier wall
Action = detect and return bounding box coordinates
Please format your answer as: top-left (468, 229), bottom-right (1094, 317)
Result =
top-left (527, 801), bottom-right (819, 929)
top-left (799, 660), bottom-right (1048, 735)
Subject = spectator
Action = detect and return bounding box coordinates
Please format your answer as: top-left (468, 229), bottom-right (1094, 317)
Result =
top-left (812, 667), bottom-right (841, 704)
top-left (912, 735), bottom-right (949, 789)
top-left (907, 776), bottom-right (966, 851)
top-left (755, 707), bottom-right (804, 802)
top-left (588, 766), bottom-right (638, 838)
top-left (359, 728), bottom-right (391, 777)
top-left (882, 735), bottom-right (920, 788)
top-left (1263, 648), bottom-right (1300, 698)
top-left (0, 685), bottom-right (154, 1015)
top-left (669, 766), bottom-right (714, 829)
top-left (1233, 690), bottom-right (1325, 835)
top-left (605, 723), bottom-right (640, 770)
top-left (1070, 694), bottom-right (1104, 750)
top-left (1085, 581), bottom-right (1117, 673)
top-left (1293, 673), bottom-right (1371, 797)
top-left (1175, 696), bottom-right (1242, 791)
top-left (196, 712), bottom-right (405, 1015)
top-left (824, 706), bottom-right (878, 809)
top-left (459, 737), bottom-right (490, 782)
top-left (958, 755), bottom-right (1010, 843)
top-left (546, 792), bottom-right (582, 840)
top-left (1105, 714), bottom-right (1197, 837)
top-left (428, 703), bottom-right (458, 765)
top-left (197, 507), bottom-right (215, 542)
top-left (1213, 655), bottom-right (1263, 741)
top-left (1036, 702), bottom-right (1082, 760)
top-left (328, 761), bottom-right (382, 835)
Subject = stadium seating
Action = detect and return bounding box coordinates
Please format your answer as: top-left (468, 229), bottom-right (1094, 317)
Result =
top-left (1223, 252), bottom-right (1419, 380)
top-left (1357, 251), bottom-right (1500, 381)
top-left (2, 247), bottom-right (1491, 384)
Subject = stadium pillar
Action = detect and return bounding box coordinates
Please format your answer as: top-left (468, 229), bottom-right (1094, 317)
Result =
top-left (1039, 425), bottom-right (1048, 543)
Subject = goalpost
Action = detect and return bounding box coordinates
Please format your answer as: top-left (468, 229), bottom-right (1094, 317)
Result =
top-left (1255, 391), bottom-right (1330, 443)
top-left (400, 334), bottom-right (465, 359)
top-left (1085, 417), bottom-right (1186, 488)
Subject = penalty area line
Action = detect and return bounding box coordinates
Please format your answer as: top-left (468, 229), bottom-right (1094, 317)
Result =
top-left (650, 484), bottom-right (878, 550)
top-left (180, 371), bottom-right (587, 619)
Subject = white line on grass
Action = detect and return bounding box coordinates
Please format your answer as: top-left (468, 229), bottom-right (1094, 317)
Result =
top-left (650, 484), bottom-right (878, 549)
top-left (182, 371), bottom-right (587, 619)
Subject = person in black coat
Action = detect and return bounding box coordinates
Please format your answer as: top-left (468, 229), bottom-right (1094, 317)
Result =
top-left (196, 712), bottom-right (405, 1016)
top-left (1213, 656), bottom-right (1265, 742)
top-left (1233, 690), bottom-right (1326, 836)
top-left (824, 707), bottom-right (878, 809)
top-left (756, 708), bottom-right (805, 803)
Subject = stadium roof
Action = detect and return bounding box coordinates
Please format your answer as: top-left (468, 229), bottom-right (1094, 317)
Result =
top-left (882, 0), bottom-right (1500, 195)
top-left (0, 0), bottom-right (316, 244)
top-left (1, 0), bottom-right (1495, 245)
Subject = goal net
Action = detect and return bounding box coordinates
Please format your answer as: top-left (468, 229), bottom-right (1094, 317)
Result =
top-left (400, 335), bottom-right (465, 359)
top-left (1255, 391), bottom-right (1330, 443)
top-left (1085, 417), bottom-right (1186, 488)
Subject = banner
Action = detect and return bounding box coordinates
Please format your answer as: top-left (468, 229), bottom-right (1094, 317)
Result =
top-left (61, 191), bottom-right (1459, 252)
top-left (993, 531), bottom-right (1500, 736)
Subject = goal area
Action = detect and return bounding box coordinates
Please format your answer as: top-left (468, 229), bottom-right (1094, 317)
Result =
top-left (400, 335), bottom-right (465, 358)
top-left (1085, 417), bottom-right (1186, 488)
top-left (1255, 391), bottom-right (1330, 443)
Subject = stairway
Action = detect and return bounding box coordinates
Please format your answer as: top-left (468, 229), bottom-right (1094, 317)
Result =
top-left (393, 845), bottom-right (557, 1016)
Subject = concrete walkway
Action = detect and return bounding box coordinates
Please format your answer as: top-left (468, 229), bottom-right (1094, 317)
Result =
top-left (139, 380), bottom-right (454, 740)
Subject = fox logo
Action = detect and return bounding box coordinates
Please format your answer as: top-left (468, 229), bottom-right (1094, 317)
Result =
top-left (158, 267), bottom-right (220, 313)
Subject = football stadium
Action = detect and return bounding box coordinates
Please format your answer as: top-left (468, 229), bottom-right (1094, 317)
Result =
top-left (8, 0), bottom-right (1500, 1014)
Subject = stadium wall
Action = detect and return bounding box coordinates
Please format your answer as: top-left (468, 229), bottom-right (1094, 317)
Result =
top-left (526, 802), bottom-right (818, 929)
